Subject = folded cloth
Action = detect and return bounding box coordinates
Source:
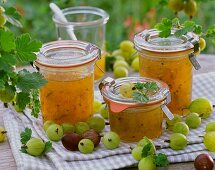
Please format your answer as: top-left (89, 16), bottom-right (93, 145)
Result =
top-left (3, 71), bottom-right (215, 170)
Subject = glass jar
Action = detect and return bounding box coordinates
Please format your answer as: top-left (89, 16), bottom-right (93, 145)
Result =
top-left (52, 6), bottom-right (109, 81)
top-left (134, 29), bottom-right (199, 116)
top-left (35, 40), bottom-right (100, 124)
top-left (99, 77), bottom-right (172, 142)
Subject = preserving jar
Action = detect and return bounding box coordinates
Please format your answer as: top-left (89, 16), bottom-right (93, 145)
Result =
top-left (99, 77), bottom-right (173, 142)
top-left (52, 6), bottom-right (109, 81)
top-left (134, 29), bottom-right (199, 115)
top-left (35, 40), bottom-right (100, 124)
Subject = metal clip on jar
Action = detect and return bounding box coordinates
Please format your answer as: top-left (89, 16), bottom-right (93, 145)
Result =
top-left (35, 40), bottom-right (100, 124)
top-left (99, 77), bottom-right (173, 142)
top-left (134, 29), bottom-right (200, 116)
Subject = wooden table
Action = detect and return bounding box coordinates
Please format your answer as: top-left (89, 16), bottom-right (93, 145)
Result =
top-left (0, 54), bottom-right (215, 170)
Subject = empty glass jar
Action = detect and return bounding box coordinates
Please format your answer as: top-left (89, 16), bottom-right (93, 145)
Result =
top-left (52, 6), bottom-right (109, 81)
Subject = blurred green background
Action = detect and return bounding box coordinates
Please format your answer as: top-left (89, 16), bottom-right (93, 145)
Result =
top-left (5, 0), bottom-right (215, 53)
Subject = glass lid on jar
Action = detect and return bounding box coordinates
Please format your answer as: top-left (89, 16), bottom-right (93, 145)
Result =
top-left (35, 40), bottom-right (100, 68)
top-left (134, 29), bottom-right (199, 53)
top-left (100, 77), bottom-right (170, 106)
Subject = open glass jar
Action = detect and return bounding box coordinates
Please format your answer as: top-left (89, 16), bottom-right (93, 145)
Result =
top-left (134, 29), bottom-right (199, 116)
top-left (52, 6), bottom-right (109, 81)
top-left (99, 77), bottom-right (172, 142)
top-left (35, 40), bottom-right (100, 124)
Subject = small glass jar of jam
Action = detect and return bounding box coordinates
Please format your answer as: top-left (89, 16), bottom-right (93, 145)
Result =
top-left (134, 29), bottom-right (199, 115)
top-left (35, 40), bottom-right (100, 124)
top-left (99, 77), bottom-right (173, 142)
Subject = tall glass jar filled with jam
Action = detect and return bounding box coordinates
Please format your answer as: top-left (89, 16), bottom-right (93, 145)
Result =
top-left (52, 6), bottom-right (109, 81)
top-left (35, 40), bottom-right (100, 124)
top-left (134, 29), bottom-right (199, 115)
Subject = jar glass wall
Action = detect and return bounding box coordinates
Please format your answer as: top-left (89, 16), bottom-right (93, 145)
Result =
top-left (52, 6), bottom-right (109, 81)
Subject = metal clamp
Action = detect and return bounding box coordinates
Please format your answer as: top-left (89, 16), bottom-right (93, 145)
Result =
top-left (184, 32), bottom-right (201, 70)
top-left (189, 53), bottom-right (201, 70)
top-left (163, 89), bottom-right (171, 105)
top-left (86, 44), bottom-right (101, 60)
top-left (99, 77), bottom-right (115, 92)
top-left (161, 105), bottom-right (174, 120)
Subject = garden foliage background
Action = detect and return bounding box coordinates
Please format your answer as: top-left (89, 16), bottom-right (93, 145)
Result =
top-left (5, 0), bottom-right (215, 53)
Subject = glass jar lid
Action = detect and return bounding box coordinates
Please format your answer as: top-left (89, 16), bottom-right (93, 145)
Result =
top-left (35, 40), bottom-right (100, 68)
top-left (100, 77), bottom-right (170, 106)
top-left (134, 29), bottom-right (199, 53)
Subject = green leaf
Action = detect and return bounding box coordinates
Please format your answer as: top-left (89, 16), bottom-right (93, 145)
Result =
top-left (5, 7), bottom-right (21, 20)
top-left (193, 25), bottom-right (202, 35)
top-left (43, 141), bottom-right (52, 154)
top-left (174, 21), bottom-right (195, 37)
top-left (141, 143), bottom-right (152, 157)
top-left (183, 21), bottom-right (195, 31)
top-left (134, 82), bottom-right (145, 90)
top-left (15, 33), bottom-right (42, 62)
top-left (155, 18), bottom-right (172, 38)
top-left (105, 56), bottom-right (116, 71)
top-left (172, 18), bottom-right (180, 28)
top-left (20, 147), bottom-right (27, 153)
top-left (155, 153), bottom-right (169, 167)
top-left (0, 79), bottom-right (4, 90)
top-left (144, 82), bottom-right (158, 91)
top-left (174, 28), bottom-right (188, 37)
top-left (206, 25), bottom-right (215, 43)
top-left (20, 128), bottom-right (32, 145)
top-left (0, 53), bottom-right (16, 72)
top-left (0, 71), bottom-right (8, 82)
top-left (15, 92), bottom-right (30, 110)
top-left (0, 30), bottom-right (15, 52)
top-left (133, 91), bottom-right (149, 103)
top-left (31, 89), bottom-right (40, 118)
top-left (159, 0), bottom-right (168, 5)
top-left (17, 69), bottom-right (47, 93)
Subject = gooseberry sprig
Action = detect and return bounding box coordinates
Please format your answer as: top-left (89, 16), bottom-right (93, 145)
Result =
top-left (155, 18), bottom-right (215, 52)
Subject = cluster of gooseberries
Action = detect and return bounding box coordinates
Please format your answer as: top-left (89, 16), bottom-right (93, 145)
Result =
top-left (0, 126), bottom-right (7, 142)
top-left (132, 137), bottom-right (168, 170)
top-left (43, 116), bottom-right (121, 154)
top-left (110, 40), bottom-right (139, 78)
top-left (168, 0), bottom-right (198, 19)
top-left (166, 97), bottom-right (214, 151)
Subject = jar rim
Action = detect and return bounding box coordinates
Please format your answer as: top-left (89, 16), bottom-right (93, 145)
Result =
top-left (35, 40), bottom-right (100, 68)
top-left (52, 6), bottom-right (109, 27)
top-left (100, 77), bottom-right (170, 107)
top-left (134, 29), bottom-right (199, 53)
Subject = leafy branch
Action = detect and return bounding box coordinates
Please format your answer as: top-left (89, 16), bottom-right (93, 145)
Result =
top-left (154, 18), bottom-right (215, 44)
top-left (0, 5), bottom-right (47, 117)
